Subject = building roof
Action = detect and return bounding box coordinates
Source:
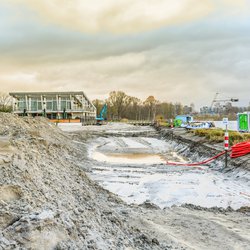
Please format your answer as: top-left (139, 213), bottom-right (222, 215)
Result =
top-left (10, 91), bottom-right (86, 96)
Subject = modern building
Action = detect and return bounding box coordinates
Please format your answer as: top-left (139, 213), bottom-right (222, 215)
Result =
top-left (9, 91), bottom-right (96, 121)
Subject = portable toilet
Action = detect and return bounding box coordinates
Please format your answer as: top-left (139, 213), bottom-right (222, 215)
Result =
top-left (237, 112), bottom-right (250, 132)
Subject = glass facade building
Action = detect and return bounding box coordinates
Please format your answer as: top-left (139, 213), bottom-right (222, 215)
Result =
top-left (9, 92), bottom-right (96, 120)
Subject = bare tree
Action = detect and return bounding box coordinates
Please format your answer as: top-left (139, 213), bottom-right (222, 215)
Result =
top-left (144, 96), bottom-right (158, 121)
top-left (107, 91), bottom-right (132, 120)
top-left (92, 99), bottom-right (105, 116)
top-left (0, 93), bottom-right (12, 112)
top-left (129, 97), bottom-right (142, 120)
top-left (174, 102), bottom-right (183, 116)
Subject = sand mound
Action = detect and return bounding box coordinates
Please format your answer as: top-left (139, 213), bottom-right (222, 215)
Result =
top-left (0, 113), bottom-right (158, 250)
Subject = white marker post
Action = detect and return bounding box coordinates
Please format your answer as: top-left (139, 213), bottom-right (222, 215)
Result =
top-left (223, 118), bottom-right (229, 168)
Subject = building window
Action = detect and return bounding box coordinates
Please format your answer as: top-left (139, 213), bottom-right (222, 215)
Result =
top-left (38, 101), bottom-right (42, 110)
top-left (61, 97), bottom-right (71, 110)
top-left (61, 100), bottom-right (66, 110)
top-left (52, 100), bottom-right (57, 111)
top-left (67, 101), bottom-right (71, 110)
top-left (18, 100), bottom-right (26, 111)
top-left (31, 99), bottom-right (38, 111)
top-left (46, 99), bottom-right (53, 110)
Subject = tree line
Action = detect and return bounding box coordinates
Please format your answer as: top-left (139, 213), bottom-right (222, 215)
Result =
top-left (93, 91), bottom-right (250, 121)
top-left (93, 91), bottom-right (185, 121)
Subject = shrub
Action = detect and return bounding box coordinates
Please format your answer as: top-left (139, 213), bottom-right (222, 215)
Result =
top-left (191, 128), bottom-right (250, 145)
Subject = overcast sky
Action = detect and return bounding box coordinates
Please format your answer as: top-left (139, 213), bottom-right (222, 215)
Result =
top-left (0, 0), bottom-right (250, 108)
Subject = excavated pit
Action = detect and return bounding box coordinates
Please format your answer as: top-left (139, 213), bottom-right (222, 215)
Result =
top-left (71, 123), bottom-right (250, 209)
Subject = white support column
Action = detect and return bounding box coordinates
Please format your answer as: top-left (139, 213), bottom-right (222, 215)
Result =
top-left (70, 95), bottom-right (74, 111)
top-left (42, 96), bottom-right (46, 110)
top-left (40, 95), bottom-right (43, 110)
top-left (25, 95), bottom-right (28, 111)
top-left (59, 96), bottom-right (61, 111)
top-left (28, 96), bottom-right (31, 112)
top-left (56, 95), bottom-right (59, 111)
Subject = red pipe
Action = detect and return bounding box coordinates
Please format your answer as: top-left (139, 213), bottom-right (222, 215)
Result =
top-left (166, 151), bottom-right (226, 166)
top-left (166, 140), bottom-right (250, 167)
top-left (230, 141), bottom-right (250, 158)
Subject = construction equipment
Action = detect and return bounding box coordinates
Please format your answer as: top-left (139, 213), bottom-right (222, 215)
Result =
top-left (96, 104), bottom-right (107, 125)
top-left (210, 92), bottom-right (239, 113)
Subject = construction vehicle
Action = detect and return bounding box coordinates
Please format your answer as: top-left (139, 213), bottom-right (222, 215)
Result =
top-left (96, 104), bottom-right (107, 125)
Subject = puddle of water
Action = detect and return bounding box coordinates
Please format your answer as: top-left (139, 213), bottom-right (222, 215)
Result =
top-left (92, 152), bottom-right (166, 164)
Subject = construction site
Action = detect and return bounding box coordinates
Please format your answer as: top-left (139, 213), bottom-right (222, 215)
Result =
top-left (0, 109), bottom-right (249, 249)
top-left (1, 0), bottom-right (250, 248)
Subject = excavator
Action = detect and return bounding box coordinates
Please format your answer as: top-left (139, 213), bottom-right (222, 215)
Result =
top-left (96, 103), bottom-right (107, 125)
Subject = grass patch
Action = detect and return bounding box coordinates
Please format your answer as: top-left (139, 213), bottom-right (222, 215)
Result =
top-left (158, 121), bottom-right (170, 127)
top-left (190, 128), bottom-right (250, 145)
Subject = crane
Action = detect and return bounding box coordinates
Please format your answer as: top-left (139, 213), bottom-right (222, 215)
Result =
top-left (210, 92), bottom-right (239, 113)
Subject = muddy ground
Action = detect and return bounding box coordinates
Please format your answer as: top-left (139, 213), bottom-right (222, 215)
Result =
top-left (0, 114), bottom-right (249, 250)
top-left (82, 124), bottom-right (249, 209)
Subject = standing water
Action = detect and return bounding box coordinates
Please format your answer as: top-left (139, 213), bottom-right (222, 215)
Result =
top-left (60, 123), bottom-right (250, 209)
top-left (84, 124), bottom-right (250, 209)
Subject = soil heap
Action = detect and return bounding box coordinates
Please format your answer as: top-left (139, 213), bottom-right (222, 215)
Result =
top-left (0, 113), bottom-right (161, 250)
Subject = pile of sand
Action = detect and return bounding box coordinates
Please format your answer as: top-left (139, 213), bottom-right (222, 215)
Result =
top-left (0, 113), bottom-right (160, 249)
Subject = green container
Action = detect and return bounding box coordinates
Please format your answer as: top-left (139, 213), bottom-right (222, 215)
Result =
top-left (174, 119), bottom-right (183, 127)
top-left (237, 113), bottom-right (250, 132)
